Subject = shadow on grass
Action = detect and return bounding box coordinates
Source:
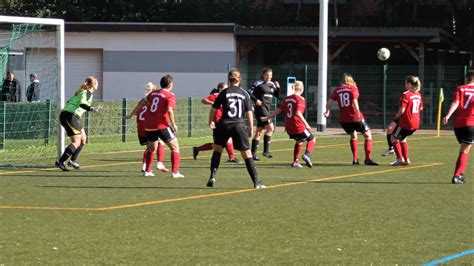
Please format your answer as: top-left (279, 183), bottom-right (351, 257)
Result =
top-left (303, 180), bottom-right (450, 185)
top-left (35, 185), bottom-right (232, 190)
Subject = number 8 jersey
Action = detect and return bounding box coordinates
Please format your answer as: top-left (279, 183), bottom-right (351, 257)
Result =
top-left (212, 85), bottom-right (252, 125)
top-left (330, 85), bottom-right (365, 123)
top-left (398, 90), bottom-right (423, 130)
top-left (144, 89), bottom-right (176, 130)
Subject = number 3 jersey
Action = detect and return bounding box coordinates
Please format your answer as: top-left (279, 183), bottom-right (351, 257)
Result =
top-left (398, 90), bottom-right (423, 130)
top-left (279, 94), bottom-right (307, 135)
top-left (144, 89), bottom-right (177, 130)
top-left (330, 85), bottom-right (365, 123)
top-left (212, 85), bottom-right (252, 125)
top-left (453, 84), bottom-right (474, 128)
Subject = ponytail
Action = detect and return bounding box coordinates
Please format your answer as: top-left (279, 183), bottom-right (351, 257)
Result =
top-left (74, 76), bottom-right (98, 96)
top-left (405, 75), bottom-right (421, 91)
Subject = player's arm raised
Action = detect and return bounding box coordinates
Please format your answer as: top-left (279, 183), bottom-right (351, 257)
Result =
top-left (124, 98), bottom-right (146, 119)
top-left (262, 108), bottom-right (282, 121)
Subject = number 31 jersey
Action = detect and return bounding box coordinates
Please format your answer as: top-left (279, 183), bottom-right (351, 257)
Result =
top-left (212, 85), bottom-right (252, 125)
top-left (330, 85), bottom-right (365, 123)
top-left (279, 94), bottom-right (307, 135)
top-left (144, 89), bottom-right (176, 130)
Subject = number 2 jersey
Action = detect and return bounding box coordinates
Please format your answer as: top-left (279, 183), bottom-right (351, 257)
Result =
top-left (398, 90), bottom-right (423, 130)
top-left (329, 85), bottom-right (365, 123)
top-left (143, 89), bottom-right (177, 130)
top-left (452, 84), bottom-right (474, 128)
top-left (279, 94), bottom-right (307, 135)
top-left (212, 85), bottom-right (252, 126)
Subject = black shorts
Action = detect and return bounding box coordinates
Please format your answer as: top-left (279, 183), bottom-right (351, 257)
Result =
top-left (340, 120), bottom-right (370, 134)
top-left (138, 134), bottom-right (148, 146)
top-left (213, 123), bottom-right (249, 151)
top-left (59, 111), bottom-right (82, 137)
top-left (454, 126), bottom-right (474, 144)
top-left (289, 130), bottom-right (314, 142)
top-left (392, 124), bottom-right (416, 140)
top-left (146, 127), bottom-right (176, 143)
top-left (255, 106), bottom-right (272, 128)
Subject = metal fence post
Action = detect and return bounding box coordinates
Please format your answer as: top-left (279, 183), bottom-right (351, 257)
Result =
top-left (0, 102), bottom-right (5, 150)
top-left (44, 100), bottom-right (51, 145)
top-left (188, 97), bottom-right (193, 137)
top-left (382, 64), bottom-right (388, 131)
top-left (84, 110), bottom-right (90, 144)
top-left (304, 64), bottom-right (308, 119)
top-left (122, 98), bottom-right (127, 142)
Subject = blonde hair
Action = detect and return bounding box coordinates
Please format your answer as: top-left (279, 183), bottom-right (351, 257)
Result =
top-left (405, 75), bottom-right (421, 91)
top-left (228, 68), bottom-right (241, 85)
top-left (74, 76), bottom-right (98, 96)
top-left (145, 82), bottom-right (156, 96)
top-left (292, 80), bottom-right (304, 93)
top-left (340, 73), bottom-right (356, 86)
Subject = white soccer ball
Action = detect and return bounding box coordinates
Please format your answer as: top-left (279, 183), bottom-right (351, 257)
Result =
top-left (377, 47), bottom-right (391, 61)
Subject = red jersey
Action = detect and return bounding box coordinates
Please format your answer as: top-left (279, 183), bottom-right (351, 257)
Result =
top-left (205, 93), bottom-right (223, 122)
top-left (398, 90), bottom-right (423, 130)
top-left (330, 85), bottom-right (365, 123)
top-left (144, 89), bottom-right (176, 130)
top-left (135, 98), bottom-right (147, 136)
top-left (279, 94), bottom-right (307, 135)
top-left (452, 84), bottom-right (474, 128)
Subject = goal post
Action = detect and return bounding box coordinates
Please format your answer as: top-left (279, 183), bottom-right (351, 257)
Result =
top-left (0, 15), bottom-right (65, 167)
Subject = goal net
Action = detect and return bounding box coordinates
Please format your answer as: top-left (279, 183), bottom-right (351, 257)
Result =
top-left (0, 16), bottom-right (64, 168)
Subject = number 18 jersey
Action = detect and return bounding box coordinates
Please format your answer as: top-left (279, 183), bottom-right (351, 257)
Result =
top-left (330, 85), bottom-right (365, 123)
top-left (212, 85), bottom-right (252, 125)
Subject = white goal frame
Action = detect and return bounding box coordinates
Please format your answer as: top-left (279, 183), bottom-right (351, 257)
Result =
top-left (0, 15), bottom-right (65, 157)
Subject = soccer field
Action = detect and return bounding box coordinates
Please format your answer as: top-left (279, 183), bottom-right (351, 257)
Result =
top-left (0, 133), bottom-right (472, 264)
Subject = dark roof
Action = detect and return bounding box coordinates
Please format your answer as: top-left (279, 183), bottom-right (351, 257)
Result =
top-left (66, 22), bottom-right (236, 33)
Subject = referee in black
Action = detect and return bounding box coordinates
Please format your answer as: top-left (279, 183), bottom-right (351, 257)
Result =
top-left (207, 68), bottom-right (266, 189)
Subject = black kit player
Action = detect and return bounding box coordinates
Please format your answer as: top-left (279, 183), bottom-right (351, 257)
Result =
top-left (248, 67), bottom-right (280, 160)
top-left (207, 68), bottom-right (266, 189)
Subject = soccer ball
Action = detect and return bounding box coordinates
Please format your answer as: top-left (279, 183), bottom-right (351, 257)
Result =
top-left (377, 47), bottom-right (390, 61)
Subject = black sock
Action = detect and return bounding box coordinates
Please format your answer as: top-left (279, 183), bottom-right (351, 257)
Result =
top-left (263, 135), bottom-right (271, 153)
top-left (251, 139), bottom-right (259, 155)
top-left (244, 157), bottom-right (259, 184)
top-left (386, 134), bottom-right (393, 149)
top-left (210, 151), bottom-right (222, 176)
top-left (59, 144), bottom-right (76, 163)
top-left (71, 144), bottom-right (84, 161)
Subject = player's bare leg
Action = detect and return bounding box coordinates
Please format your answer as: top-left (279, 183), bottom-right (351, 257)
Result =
top-left (350, 132), bottom-right (359, 165)
top-left (362, 130), bottom-right (378, 165)
top-left (165, 138), bottom-right (184, 178)
top-left (452, 143), bottom-right (471, 184)
top-left (262, 123), bottom-right (274, 158)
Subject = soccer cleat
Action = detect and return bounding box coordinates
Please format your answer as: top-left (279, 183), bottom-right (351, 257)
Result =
top-left (67, 160), bottom-right (81, 170)
top-left (364, 159), bottom-right (379, 166)
top-left (143, 171), bottom-right (155, 177)
top-left (451, 175), bottom-right (465, 184)
top-left (254, 182), bottom-right (267, 189)
top-left (156, 162), bottom-right (170, 172)
top-left (352, 160), bottom-right (360, 165)
top-left (291, 161), bottom-right (303, 168)
top-left (171, 172), bottom-right (185, 178)
top-left (252, 155), bottom-right (260, 161)
top-left (227, 158), bottom-right (240, 163)
top-left (302, 154), bottom-right (313, 168)
top-left (206, 177), bottom-right (216, 187)
top-left (55, 161), bottom-right (69, 171)
top-left (192, 147), bottom-right (199, 160)
top-left (141, 163), bottom-right (146, 173)
top-left (390, 158), bottom-right (405, 166)
top-left (381, 148), bottom-right (395, 156)
top-left (262, 152), bottom-right (273, 158)
top-left (403, 158), bottom-right (411, 165)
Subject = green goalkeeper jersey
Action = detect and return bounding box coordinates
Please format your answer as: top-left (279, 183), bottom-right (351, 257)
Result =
top-left (63, 90), bottom-right (93, 118)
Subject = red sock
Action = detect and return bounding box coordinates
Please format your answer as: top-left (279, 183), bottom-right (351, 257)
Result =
top-left (305, 139), bottom-right (315, 154)
top-left (225, 142), bottom-right (235, 159)
top-left (145, 149), bottom-right (154, 172)
top-left (364, 139), bottom-right (373, 161)
top-left (454, 152), bottom-right (469, 176)
top-left (142, 149), bottom-right (148, 164)
top-left (171, 151), bottom-right (180, 174)
top-left (350, 139), bottom-right (358, 161)
top-left (157, 143), bottom-right (165, 163)
top-left (392, 141), bottom-right (402, 159)
top-left (196, 143), bottom-right (213, 151)
top-left (400, 142), bottom-right (409, 161)
top-left (294, 143), bottom-right (303, 161)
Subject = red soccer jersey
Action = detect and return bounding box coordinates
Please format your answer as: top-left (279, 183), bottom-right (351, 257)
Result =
top-left (453, 84), bottom-right (474, 128)
top-left (398, 90), bottom-right (423, 130)
top-left (330, 85), bottom-right (365, 123)
top-left (205, 93), bottom-right (223, 122)
top-left (135, 98), bottom-right (147, 137)
top-left (144, 89), bottom-right (176, 130)
top-left (279, 94), bottom-right (307, 135)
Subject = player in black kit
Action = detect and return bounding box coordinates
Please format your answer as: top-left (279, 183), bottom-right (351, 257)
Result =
top-left (249, 67), bottom-right (280, 160)
top-left (207, 68), bottom-right (266, 189)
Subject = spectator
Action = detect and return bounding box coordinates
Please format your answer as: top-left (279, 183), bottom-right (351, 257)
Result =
top-left (26, 73), bottom-right (40, 102)
top-left (1, 71), bottom-right (21, 102)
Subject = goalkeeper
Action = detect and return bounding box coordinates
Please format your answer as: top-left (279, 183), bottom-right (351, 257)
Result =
top-left (55, 76), bottom-right (102, 171)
